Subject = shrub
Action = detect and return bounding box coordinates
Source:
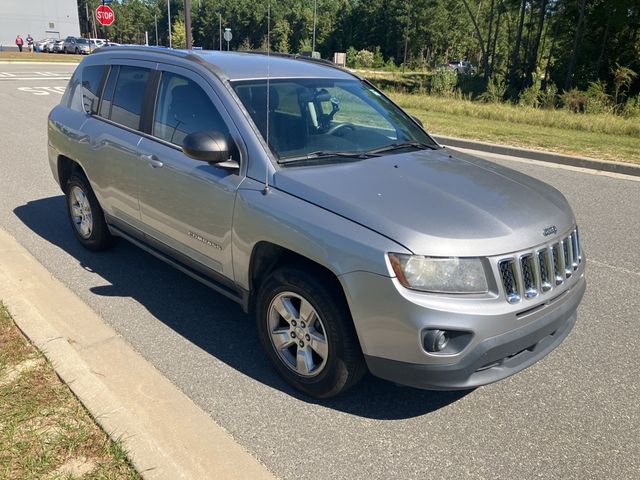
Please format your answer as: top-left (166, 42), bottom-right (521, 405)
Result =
top-left (384, 57), bottom-right (397, 72)
top-left (430, 68), bottom-right (458, 97)
top-left (560, 88), bottom-right (588, 113)
top-left (478, 76), bottom-right (506, 103)
top-left (373, 47), bottom-right (384, 69)
top-left (585, 81), bottom-right (612, 114)
top-left (623, 95), bottom-right (640, 118)
top-left (519, 83), bottom-right (541, 108)
top-left (355, 49), bottom-right (374, 69)
top-left (346, 46), bottom-right (357, 68)
top-left (539, 83), bottom-right (558, 109)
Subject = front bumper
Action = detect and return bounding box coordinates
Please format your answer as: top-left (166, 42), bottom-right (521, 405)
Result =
top-left (340, 266), bottom-right (585, 390)
top-left (365, 275), bottom-right (584, 390)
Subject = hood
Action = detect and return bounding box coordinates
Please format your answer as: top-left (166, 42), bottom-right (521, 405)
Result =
top-left (273, 148), bottom-right (575, 257)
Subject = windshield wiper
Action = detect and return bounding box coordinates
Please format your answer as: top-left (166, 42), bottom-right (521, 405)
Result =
top-left (278, 150), bottom-right (379, 165)
top-left (363, 141), bottom-right (439, 155)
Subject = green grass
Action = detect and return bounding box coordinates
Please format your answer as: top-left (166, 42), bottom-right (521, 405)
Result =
top-left (0, 52), bottom-right (81, 63)
top-left (0, 303), bottom-right (139, 480)
top-left (388, 93), bottom-right (640, 164)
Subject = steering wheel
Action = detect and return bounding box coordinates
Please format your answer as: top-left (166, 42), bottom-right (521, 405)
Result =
top-left (326, 122), bottom-right (356, 136)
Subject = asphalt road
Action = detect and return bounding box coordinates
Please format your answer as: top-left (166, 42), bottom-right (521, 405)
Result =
top-left (1, 62), bottom-right (638, 479)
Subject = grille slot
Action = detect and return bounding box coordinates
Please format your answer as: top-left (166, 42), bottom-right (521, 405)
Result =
top-left (563, 238), bottom-right (573, 277)
top-left (499, 259), bottom-right (520, 303)
top-left (552, 243), bottom-right (564, 285)
top-left (537, 249), bottom-right (552, 292)
top-left (498, 227), bottom-right (582, 303)
top-left (519, 254), bottom-right (538, 298)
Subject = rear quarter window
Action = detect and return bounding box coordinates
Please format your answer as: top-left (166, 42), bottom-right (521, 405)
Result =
top-left (64, 64), bottom-right (106, 114)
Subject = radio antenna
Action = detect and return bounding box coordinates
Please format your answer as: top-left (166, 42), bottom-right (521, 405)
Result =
top-left (263, 0), bottom-right (271, 195)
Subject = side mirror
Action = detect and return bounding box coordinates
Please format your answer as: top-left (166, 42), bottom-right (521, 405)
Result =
top-left (182, 131), bottom-right (229, 163)
top-left (411, 115), bottom-right (424, 128)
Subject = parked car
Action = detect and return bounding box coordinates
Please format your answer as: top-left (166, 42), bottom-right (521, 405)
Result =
top-left (47, 47), bottom-right (585, 398)
top-left (90, 38), bottom-right (106, 48)
top-left (447, 60), bottom-right (474, 74)
top-left (36, 38), bottom-right (57, 52)
top-left (63, 36), bottom-right (91, 54)
top-left (51, 40), bottom-right (65, 54)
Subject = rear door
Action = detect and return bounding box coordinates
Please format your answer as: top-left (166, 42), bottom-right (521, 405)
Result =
top-left (136, 65), bottom-right (245, 280)
top-left (81, 60), bottom-right (156, 234)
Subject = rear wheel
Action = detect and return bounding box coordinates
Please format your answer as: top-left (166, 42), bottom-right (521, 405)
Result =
top-left (256, 267), bottom-right (366, 398)
top-left (65, 172), bottom-right (113, 250)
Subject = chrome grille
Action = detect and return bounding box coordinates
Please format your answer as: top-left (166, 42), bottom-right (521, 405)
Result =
top-left (498, 227), bottom-right (583, 304)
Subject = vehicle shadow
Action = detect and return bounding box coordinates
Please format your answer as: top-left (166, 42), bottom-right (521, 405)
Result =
top-left (14, 196), bottom-right (471, 419)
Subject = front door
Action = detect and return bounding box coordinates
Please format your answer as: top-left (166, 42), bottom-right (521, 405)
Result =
top-left (137, 67), bottom-right (244, 280)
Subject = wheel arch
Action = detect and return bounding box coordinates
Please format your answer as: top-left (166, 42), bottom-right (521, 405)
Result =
top-left (247, 241), bottom-right (349, 316)
top-left (57, 155), bottom-right (84, 191)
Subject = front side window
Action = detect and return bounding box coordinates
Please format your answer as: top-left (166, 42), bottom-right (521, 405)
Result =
top-left (232, 78), bottom-right (435, 162)
top-left (109, 66), bottom-right (150, 131)
top-left (153, 72), bottom-right (229, 146)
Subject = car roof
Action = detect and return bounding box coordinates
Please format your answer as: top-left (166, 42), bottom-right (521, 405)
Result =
top-left (92, 46), bottom-right (355, 82)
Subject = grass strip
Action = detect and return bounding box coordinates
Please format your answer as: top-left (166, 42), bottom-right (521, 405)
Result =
top-left (388, 93), bottom-right (640, 164)
top-left (0, 303), bottom-right (139, 480)
top-left (0, 52), bottom-right (81, 63)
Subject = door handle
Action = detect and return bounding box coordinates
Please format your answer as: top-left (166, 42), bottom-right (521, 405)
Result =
top-left (141, 153), bottom-right (164, 169)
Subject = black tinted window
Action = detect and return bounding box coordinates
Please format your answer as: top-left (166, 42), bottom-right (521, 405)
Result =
top-left (80, 65), bottom-right (105, 114)
top-left (99, 65), bottom-right (119, 118)
top-left (153, 72), bottom-right (228, 145)
top-left (110, 66), bottom-right (149, 130)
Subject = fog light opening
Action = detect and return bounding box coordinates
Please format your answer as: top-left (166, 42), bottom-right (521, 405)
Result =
top-left (424, 329), bottom-right (448, 353)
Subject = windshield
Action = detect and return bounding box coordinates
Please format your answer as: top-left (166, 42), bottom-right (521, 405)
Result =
top-left (77, 38), bottom-right (89, 44)
top-left (232, 78), bottom-right (436, 162)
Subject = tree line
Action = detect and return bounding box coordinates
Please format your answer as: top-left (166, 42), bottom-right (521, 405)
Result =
top-left (78, 0), bottom-right (640, 102)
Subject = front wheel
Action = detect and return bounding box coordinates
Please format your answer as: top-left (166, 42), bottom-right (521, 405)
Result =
top-left (256, 267), bottom-right (366, 398)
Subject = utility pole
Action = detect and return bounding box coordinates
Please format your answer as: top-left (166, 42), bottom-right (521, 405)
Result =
top-left (184, 0), bottom-right (192, 49)
top-left (167, 0), bottom-right (172, 48)
top-left (219, 14), bottom-right (222, 50)
top-left (312, 0), bottom-right (317, 54)
top-left (155, 13), bottom-right (158, 46)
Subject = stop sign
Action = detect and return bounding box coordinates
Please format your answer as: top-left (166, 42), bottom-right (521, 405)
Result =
top-left (96, 5), bottom-right (115, 26)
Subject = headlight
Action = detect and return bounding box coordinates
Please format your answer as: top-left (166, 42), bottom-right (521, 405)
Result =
top-left (388, 254), bottom-right (488, 294)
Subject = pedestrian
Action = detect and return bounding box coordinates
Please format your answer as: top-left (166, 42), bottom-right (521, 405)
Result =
top-left (26, 34), bottom-right (34, 53)
top-left (15, 35), bottom-right (23, 52)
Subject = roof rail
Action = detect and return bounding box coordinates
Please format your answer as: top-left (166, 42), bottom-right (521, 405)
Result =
top-left (237, 50), bottom-right (333, 66)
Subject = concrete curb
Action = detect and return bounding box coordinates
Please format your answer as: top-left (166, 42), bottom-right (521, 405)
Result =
top-left (0, 227), bottom-right (276, 480)
top-left (432, 135), bottom-right (640, 177)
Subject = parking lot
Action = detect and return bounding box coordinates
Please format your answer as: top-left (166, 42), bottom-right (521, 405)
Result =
top-left (1, 62), bottom-right (638, 479)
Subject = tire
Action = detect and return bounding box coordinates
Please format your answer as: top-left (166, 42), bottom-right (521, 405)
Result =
top-left (65, 172), bottom-right (113, 251)
top-left (256, 267), bottom-right (366, 398)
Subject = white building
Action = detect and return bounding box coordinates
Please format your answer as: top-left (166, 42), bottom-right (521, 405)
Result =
top-left (1, 0), bottom-right (80, 49)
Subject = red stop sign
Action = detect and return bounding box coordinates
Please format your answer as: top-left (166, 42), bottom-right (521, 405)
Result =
top-left (96, 5), bottom-right (115, 26)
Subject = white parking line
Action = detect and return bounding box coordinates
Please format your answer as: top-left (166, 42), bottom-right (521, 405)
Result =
top-left (17, 86), bottom-right (66, 95)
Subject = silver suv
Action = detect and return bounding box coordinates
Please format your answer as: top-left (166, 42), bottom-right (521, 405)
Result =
top-left (47, 47), bottom-right (586, 398)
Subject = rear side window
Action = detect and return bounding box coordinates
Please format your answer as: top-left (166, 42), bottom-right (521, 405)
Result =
top-left (64, 65), bottom-right (105, 113)
top-left (153, 72), bottom-right (228, 145)
top-left (110, 66), bottom-right (150, 131)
